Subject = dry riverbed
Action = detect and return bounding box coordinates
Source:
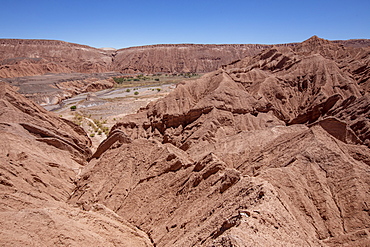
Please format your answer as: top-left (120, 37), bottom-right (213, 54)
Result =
top-left (50, 83), bottom-right (175, 151)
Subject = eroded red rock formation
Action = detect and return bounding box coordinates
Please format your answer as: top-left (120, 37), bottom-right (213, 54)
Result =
top-left (1, 36), bottom-right (370, 246)
top-left (0, 39), bottom-right (114, 78)
top-left (0, 81), bottom-right (153, 246)
top-left (70, 36), bottom-right (370, 246)
top-left (1, 37), bottom-right (369, 77)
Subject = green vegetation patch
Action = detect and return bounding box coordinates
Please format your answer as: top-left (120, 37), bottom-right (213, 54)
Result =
top-left (112, 73), bottom-right (203, 89)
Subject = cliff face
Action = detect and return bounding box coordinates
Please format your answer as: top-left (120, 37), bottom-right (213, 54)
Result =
top-left (1, 38), bottom-right (369, 77)
top-left (111, 44), bottom-right (274, 74)
top-left (0, 39), bottom-right (114, 78)
top-left (0, 39), bottom-right (275, 77)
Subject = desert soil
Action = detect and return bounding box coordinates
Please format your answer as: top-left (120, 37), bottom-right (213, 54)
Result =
top-left (49, 83), bottom-right (176, 150)
top-left (1, 36), bottom-right (370, 247)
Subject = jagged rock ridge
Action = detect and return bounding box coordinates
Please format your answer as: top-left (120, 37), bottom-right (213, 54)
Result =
top-left (1, 36), bottom-right (370, 246)
top-left (0, 81), bottom-right (153, 246)
top-left (70, 36), bottom-right (370, 246)
top-left (1, 37), bottom-right (369, 77)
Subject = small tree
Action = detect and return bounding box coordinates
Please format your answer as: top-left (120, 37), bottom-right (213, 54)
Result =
top-left (113, 77), bottom-right (124, 84)
top-left (70, 105), bottom-right (77, 111)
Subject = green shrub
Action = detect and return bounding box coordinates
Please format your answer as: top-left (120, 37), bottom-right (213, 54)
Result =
top-left (90, 133), bottom-right (95, 137)
top-left (126, 88), bottom-right (131, 92)
top-left (103, 126), bottom-right (110, 135)
top-left (70, 105), bottom-right (77, 111)
top-left (134, 91), bottom-right (139, 95)
top-left (113, 77), bottom-right (125, 84)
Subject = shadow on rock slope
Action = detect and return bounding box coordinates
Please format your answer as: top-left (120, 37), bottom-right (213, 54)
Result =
top-left (1, 36), bottom-right (370, 246)
top-left (70, 37), bottom-right (370, 246)
top-left (0, 81), bottom-right (153, 246)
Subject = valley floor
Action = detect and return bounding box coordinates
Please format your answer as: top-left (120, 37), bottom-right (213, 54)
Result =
top-left (50, 83), bottom-right (176, 150)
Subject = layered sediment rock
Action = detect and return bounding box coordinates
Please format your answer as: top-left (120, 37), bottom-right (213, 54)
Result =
top-left (1, 36), bottom-right (370, 246)
top-left (0, 39), bottom-right (114, 78)
top-left (68, 36), bottom-right (370, 246)
top-left (0, 81), bottom-right (153, 246)
top-left (1, 38), bottom-right (369, 77)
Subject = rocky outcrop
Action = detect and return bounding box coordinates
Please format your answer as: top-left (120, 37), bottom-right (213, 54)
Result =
top-left (1, 38), bottom-right (369, 78)
top-left (0, 39), bottom-right (114, 78)
top-left (309, 117), bottom-right (362, 145)
top-left (109, 38), bottom-right (367, 150)
top-left (1, 36), bottom-right (370, 246)
top-left (1, 37), bottom-right (369, 108)
top-left (90, 129), bottom-right (131, 160)
top-left (0, 81), bottom-right (153, 246)
top-left (70, 36), bottom-right (370, 246)
top-left (328, 95), bottom-right (370, 147)
top-left (111, 43), bottom-right (275, 74)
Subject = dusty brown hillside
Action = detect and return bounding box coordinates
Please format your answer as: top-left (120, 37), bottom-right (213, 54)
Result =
top-left (0, 81), bottom-right (152, 246)
top-left (0, 39), bottom-right (275, 77)
top-left (1, 36), bottom-right (370, 246)
top-left (111, 44), bottom-right (274, 74)
top-left (111, 39), bottom-right (370, 75)
top-left (70, 36), bottom-right (370, 246)
top-left (0, 39), bottom-right (114, 78)
top-left (1, 38), bottom-right (369, 78)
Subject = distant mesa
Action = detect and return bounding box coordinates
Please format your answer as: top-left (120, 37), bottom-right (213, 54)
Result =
top-left (1, 36), bottom-right (369, 78)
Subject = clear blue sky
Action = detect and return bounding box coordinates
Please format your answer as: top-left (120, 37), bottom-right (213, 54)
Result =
top-left (1, 0), bottom-right (369, 49)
